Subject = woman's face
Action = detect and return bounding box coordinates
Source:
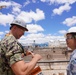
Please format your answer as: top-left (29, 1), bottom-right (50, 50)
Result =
top-left (66, 33), bottom-right (76, 50)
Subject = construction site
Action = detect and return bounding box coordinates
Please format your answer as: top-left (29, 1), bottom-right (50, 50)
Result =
top-left (24, 41), bottom-right (72, 75)
top-left (0, 5), bottom-right (72, 75)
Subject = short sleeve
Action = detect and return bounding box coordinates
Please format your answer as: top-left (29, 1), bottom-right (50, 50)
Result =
top-left (10, 53), bottom-right (23, 66)
top-left (70, 59), bottom-right (76, 74)
top-left (0, 35), bottom-right (24, 66)
top-left (8, 41), bottom-right (24, 66)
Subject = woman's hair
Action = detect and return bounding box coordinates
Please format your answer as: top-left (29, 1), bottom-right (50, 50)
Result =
top-left (71, 33), bottom-right (76, 39)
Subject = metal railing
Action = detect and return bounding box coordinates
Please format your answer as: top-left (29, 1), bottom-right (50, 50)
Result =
top-left (38, 60), bottom-right (69, 63)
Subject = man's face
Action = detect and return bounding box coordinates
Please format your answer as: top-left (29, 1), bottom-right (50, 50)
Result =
top-left (14, 25), bottom-right (25, 39)
top-left (66, 33), bottom-right (76, 50)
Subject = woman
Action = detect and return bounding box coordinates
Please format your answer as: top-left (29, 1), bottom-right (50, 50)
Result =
top-left (65, 27), bottom-right (76, 75)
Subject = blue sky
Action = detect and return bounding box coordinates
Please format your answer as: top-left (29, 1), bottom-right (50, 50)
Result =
top-left (0, 0), bottom-right (76, 45)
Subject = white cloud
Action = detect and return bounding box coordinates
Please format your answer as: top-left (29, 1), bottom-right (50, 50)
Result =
top-left (12, 6), bottom-right (21, 14)
top-left (23, 0), bottom-right (37, 7)
top-left (17, 11), bottom-right (33, 23)
top-left (58, 30), bottom-right (67, 34)
top-left (19, 33), bottom-right (65, 45)
top-left (62, 16), bottom-right (76, 26)
top-left (17, 8), bottom-right (45, 23)
top-left (0, 1), bottom-right (11, 7)
top-left (11, 1), bottom-right (22, 15)
top-left (5, 30), bottom-right (9, 33)
top-left (24, 0), bottom-right (30, 6)
top-left (40, 0), bottom-right (76, 5)
top-left (31, 9), bottom-right (45, 21)
top-left (40, 0), bottom-right (46, 2)
top-left (0, 1), bottom-right (22, 16)
top-left (11, 1), bottom-right (22, 8)
top-left (40, 0), bottom-right (75, 16)
top-left (53, 4), bottom-right (71, 15)
top-left (19, 33), bottom-right (45, 44)
top-left (32, 0), bottom-right (37, 3)
top-left (0, 32), bottom-right (4, 35)
top-left (27, 24), bottom-right (44, 33)
top-left (19, 33), bottom-right (48, 44)
top-left (0, 14), bottom-right (14, 26)
top-left (26, 33), bottom-right (45, 39)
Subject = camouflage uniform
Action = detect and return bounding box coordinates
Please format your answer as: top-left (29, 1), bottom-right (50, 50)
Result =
top-left (0, 34), bottom-right (24, 75)
top-left (67, 49), bottom-right (76, 75)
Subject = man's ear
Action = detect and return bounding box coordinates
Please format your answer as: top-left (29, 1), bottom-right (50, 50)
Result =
top-left (11, 25), bottom-right (17, 32)
top-left (13, 25), bottom-right (17, 29)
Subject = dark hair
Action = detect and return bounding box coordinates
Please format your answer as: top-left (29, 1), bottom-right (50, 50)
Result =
top-left (10, 25), bottom-right (14, 30)
top-left (10, 24), bottom-right (18, 30)
top-left (10, 24), bottom-right (25, 30)
top-left (71, 33), bottom-right (76, 39)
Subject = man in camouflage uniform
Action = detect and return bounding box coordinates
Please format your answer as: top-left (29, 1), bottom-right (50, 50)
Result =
top-left (0, 18), bottom-right (42, 75)
top-left (65, 27), bottom-right (76, 75)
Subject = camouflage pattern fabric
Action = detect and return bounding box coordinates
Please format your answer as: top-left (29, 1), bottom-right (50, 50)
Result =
top-left (0, 34), bottom-right (24, 75)
top-left (67, 49), bottom-right (76, 75)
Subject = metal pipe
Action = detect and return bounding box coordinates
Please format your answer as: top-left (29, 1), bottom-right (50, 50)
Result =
top-left (38, 60), bottom-right (69, 63)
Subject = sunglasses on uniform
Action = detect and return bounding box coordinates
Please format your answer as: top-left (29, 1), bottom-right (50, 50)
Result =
top-left (66, 35), bottom-right (76, 39)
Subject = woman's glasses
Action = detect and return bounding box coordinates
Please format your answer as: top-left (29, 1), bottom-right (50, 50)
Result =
top-left (66, 36), bottom-right (74, 40)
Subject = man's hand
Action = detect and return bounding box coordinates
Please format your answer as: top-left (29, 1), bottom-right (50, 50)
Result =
top-left (21, 51), bottom-right (42, 61)
top-left (33, 54), bottom-right (42, 61)
top-left (26, 51), bottom-right (32, 55)
top-left (21, 51), bottom-right (34, 57)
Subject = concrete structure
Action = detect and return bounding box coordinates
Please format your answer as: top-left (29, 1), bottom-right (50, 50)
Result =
top-left (24, 47), bottom-right (71, 75)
